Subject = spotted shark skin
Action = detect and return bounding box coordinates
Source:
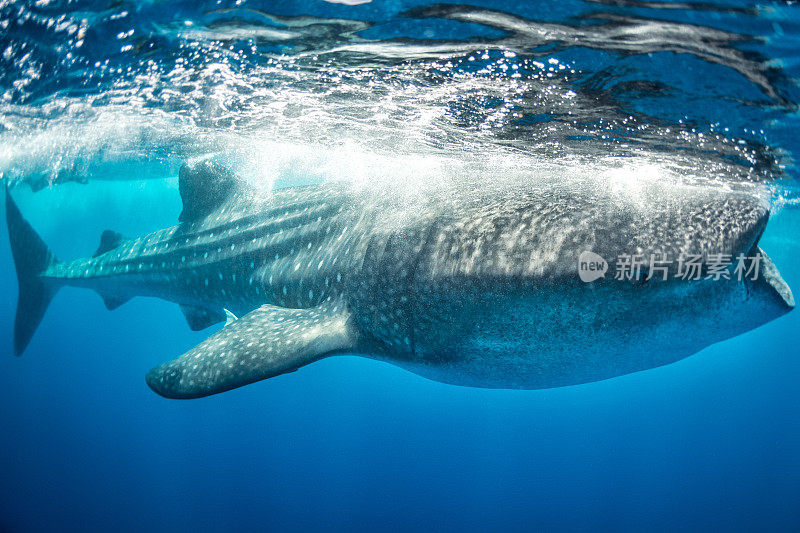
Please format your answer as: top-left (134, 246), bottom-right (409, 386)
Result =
top-left (46, 182), bottom-right (360, 321)
top-left (5, 161), bottom-right (794, 398)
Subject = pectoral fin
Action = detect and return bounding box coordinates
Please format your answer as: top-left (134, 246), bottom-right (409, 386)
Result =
top-left (146, 301), bottom-right (358, 399)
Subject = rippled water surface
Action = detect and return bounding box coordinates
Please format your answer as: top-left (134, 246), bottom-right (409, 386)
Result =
top-left (1, 1), bottom-right (799, 531)
top-left (2, 0), bottom-right (799, 193)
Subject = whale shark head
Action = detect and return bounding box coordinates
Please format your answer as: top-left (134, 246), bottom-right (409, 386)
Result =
top-left (352, 179), bottom-right (793, 387)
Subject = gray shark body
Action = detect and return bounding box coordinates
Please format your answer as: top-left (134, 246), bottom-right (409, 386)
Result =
top-left (5, 161), bottom-right (794, 398)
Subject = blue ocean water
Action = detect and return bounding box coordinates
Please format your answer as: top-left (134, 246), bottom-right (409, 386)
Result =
top-left (1, 0), bottom-right (800, 531)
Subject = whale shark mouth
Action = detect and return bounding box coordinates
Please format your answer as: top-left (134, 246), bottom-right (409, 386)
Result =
top-left (738, 203), bottom-right (793, 310)
top-left (752, 247), bottom-right (795, 309)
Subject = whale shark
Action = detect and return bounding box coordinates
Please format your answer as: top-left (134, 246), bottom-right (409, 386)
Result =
top-left (5, 160), bottom-right (794, 398)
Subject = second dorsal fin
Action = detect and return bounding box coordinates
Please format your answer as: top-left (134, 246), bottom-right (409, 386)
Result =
top-left (93, 230), bottom-right (125, 258)
top-left (100, 294), bottom-right (131, 311)
top-left (178, 160), bottom-right (240, 223)
top-left (180, 304), bottom-right (226, 331)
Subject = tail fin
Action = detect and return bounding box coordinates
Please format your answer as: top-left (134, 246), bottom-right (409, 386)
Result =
top-left (5, 185), bottom-right (60, 355)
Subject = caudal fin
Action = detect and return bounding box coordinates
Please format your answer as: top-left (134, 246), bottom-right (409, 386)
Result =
top-left (5, 186), bottom-right (60, 355)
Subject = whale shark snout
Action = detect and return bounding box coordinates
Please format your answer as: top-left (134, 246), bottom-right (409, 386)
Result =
top-left (748, 248), bottom-right (794, 310)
